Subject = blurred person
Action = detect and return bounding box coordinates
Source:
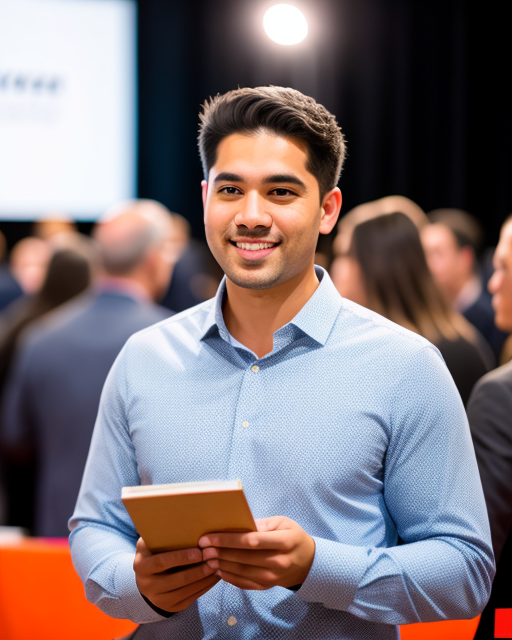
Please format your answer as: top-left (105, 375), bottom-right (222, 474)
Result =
top-left (69, 86), bottom-right (493, 639)
top-left (9, 236), bottom-right (51, 295)
top-left (0, 230), bottom-right (23, 312)
top-left (33, 214), bottom-right (77, 241)
top-left (0, 200), bottom-right (174, 537)
top-left (467, 215), bottom-right (512, 639)
top-left (160, 212), bottom-right (222, 312)
top-left (421, 208), bottom-right (507, 361)
top-left (332, 194), bottom-right (427, 256)
top-left (332, 212), bottom-right (492, 405)
top-left (0, 243), bottom-right (93, 531)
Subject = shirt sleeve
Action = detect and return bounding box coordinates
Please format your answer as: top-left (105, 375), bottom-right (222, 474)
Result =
top-left (467, 371), bottom-right (512, 562)
top-left (298, 345), bottom-right (495, 625)
top-left (68, 343), bottom-right (167, 623)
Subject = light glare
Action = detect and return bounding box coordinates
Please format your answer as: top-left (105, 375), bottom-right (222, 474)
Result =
top-left (263, 4), bottom-right (308, 46)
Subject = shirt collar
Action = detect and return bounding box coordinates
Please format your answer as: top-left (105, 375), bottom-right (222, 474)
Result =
top-left (200, 266), bottom-right (343, 347)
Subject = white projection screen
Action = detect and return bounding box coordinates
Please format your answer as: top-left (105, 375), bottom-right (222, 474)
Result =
top-left (0, 0), bottom-right (137, 220)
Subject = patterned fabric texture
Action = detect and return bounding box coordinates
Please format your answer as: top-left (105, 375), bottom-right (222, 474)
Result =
top-left (69, 268), bottom-right (494, 640)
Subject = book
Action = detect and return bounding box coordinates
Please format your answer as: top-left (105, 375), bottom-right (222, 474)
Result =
top-left (122, 479), bottom-right (257, 553)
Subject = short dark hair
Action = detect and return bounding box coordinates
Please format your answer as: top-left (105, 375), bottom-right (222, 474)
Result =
top-left (198, 86), bottom-right (346, 199)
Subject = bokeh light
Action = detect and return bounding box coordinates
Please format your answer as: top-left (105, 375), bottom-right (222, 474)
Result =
top-left (263, 4), bottom-right (308, 46)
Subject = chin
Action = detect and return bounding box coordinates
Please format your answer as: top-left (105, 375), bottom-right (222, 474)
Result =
top-left (226, 268), bottom-right (284, 291)
top-left (494, 311), bottom-right (512, 334)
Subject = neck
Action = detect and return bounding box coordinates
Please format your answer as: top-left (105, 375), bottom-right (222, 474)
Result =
top-left (223, 264), bottom-right (319, 359)
top-left (98, 274), bottom-right (152, 302)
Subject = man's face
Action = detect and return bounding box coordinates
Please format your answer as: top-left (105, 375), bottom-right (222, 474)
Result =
top-left (421, 223), bottom-right (466, 302)
top-left (488, 221), bottom-right (512, 332)
top-left (202, 131), bottom-right (338, 290)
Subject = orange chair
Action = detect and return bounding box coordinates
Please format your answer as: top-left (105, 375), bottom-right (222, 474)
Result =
top-left (0, 538), bottom-right (137, 640)
top-left (400, 616), bottom-right (480, 640)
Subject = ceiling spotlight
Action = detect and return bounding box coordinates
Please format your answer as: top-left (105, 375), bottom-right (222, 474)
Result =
top-left (263, 4), bottom-right (308, 46)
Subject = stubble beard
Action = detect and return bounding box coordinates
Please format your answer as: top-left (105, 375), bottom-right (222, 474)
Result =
top-left (222, 257), bottom-right (286, 290)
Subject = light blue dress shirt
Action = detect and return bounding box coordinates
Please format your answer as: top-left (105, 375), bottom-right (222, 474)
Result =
top-left (69, 268), bottom-right (494, 640)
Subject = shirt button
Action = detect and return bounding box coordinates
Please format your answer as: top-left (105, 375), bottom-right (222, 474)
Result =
top-left (242, 421), bottom-right (249, 428)
top-left (227, 616), bottom-right (237, 626)
top-left (251, 365), bottom-right (260, 372)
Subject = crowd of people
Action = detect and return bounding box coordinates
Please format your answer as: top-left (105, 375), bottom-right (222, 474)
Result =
top-left (0, 86), bottom-right (510, 639)
top-left (0, 205), bottom-right (221, 536)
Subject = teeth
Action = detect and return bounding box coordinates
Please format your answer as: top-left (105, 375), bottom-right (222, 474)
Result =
top-left (236, 242), bottom-right (275, 251)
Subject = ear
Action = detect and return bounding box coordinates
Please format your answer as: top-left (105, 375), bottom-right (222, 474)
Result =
top-left (460, 245), bottom-right (475, 269)
top-left (201, 180), bottom-right (208, 210)
top-left (319, 187), bottom-right (342, 235)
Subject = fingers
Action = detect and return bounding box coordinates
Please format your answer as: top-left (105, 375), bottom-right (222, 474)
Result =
top-left (168, 576), bottom-right (222, 612)
top-left (255, 516), bottom-right (289, 532)
top-left (207, 558), bottom-right (278, 585)
top-left (152, 574), bottom-right (221, 613)
top-left (152, 562), bottom-right (216, 595)
top-left (134, 539), bottom-right (203, 575)
top-left (198, 529), bottom-right (295, 551)
top-left (202, 546), bottom-right (287, 570)
top-left (213, 568), bottom-right (267, 591)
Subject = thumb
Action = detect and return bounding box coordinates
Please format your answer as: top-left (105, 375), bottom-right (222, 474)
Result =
top-left (255, 516), bottom-right (289, 532)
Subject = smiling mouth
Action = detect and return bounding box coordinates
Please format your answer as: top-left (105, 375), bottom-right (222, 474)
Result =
top-left (232, 241), bottom-right (279, 251)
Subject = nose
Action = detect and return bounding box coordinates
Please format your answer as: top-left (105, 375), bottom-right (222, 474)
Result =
top-left (488, 269), bottom-right (501, 295)
top-left (234, 192), bottom-right (272, 229)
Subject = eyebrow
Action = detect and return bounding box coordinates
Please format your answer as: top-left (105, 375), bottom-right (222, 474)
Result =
top-left (213, 172), bottom-right (307, 192)
top-left (213, 172), bottom-right (244, 184)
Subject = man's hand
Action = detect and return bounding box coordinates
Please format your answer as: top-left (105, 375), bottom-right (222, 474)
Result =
top-left (134, 538), bottom-right (220, 613)
top-left (198, 516), bottom-right (315, 591)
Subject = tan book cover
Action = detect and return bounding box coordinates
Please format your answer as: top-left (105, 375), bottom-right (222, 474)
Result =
top-left (122, 479), bottom-right (257, 553)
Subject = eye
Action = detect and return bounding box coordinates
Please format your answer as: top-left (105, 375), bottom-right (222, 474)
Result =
top-left (218, 186), bottom-right (241, 195)
top-left (270, 188), bottom-right (297, 197)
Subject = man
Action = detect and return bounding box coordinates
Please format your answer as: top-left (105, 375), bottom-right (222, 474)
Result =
top-left (421, 208), bottom-right (507, 361)
top-left (70, 87), bottom-right (493, 640)
top-left (1, 200), bottom-right (174, 537)
top-left (467, 215), bottom-right (512, 639)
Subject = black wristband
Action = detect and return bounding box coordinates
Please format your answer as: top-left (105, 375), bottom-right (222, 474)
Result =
top-left (140, 592), bottom-right (176, 618)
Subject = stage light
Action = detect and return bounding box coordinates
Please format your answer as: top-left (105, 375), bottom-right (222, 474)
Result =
top-left (263, 4), bottom-right (308, 46)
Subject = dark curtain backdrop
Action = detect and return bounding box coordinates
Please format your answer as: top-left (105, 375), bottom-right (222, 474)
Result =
top-left (137, 0), bottom-right (512, 247)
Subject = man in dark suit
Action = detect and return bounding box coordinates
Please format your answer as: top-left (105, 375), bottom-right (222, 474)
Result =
top-left (422, 208), bottom-right (508, 362)
top-left (468, 214), bottom-right (512, 638)
top-left (0, 200), bottom-right (175, 537)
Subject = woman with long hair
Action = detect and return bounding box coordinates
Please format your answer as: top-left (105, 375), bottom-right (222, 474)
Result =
top-left (331, 211), bottom-right (492, 406)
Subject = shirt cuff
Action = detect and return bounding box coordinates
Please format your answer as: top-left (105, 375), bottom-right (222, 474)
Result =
top-left (114, 553), bottom-right (173, 622)
top-left (297, 537), bottom-right (369, 611)
top-left (141, 593), bottom-right (176, 618)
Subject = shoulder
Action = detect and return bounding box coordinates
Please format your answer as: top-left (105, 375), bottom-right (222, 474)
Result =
top-left (471, 360), bottom-right (512, 400)
top-left (121, 298), bottom-right (213, 354)
top-left (334, 297), bottom-right (439, 362)
top-left (18, 293), bottom-right (95, 352)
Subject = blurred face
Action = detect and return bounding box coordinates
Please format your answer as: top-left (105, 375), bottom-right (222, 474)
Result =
top-left (202, 131), bottom-right (340, 291)
top-left (421, 224), bottom-right (465, 302)
top-left (488, 221), bottom-right (512, 332)
top-left (330, 254), bottom-right (368, 307)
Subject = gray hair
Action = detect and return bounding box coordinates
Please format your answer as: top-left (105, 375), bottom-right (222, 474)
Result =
top-left (94, 199), bottom-right (173, 275)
